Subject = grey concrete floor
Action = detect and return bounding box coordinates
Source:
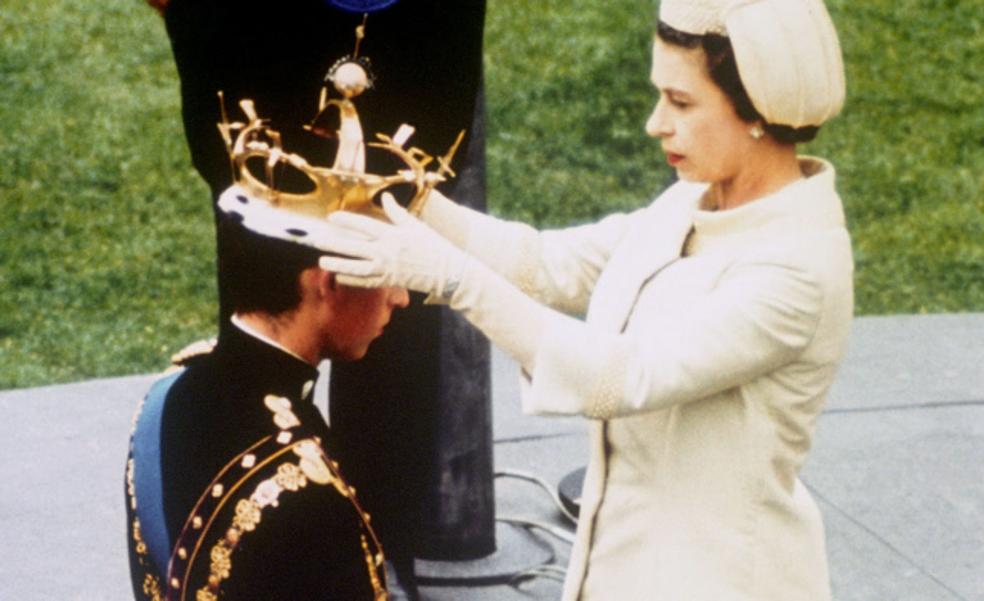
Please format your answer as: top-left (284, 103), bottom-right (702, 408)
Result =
top-left (1, 314), bottom-right (981, 600)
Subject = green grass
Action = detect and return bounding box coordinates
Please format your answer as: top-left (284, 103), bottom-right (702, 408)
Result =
top-left (1, 0), bottom-right (215, 388)
top-left (1, 0), bottom-right (982, 389)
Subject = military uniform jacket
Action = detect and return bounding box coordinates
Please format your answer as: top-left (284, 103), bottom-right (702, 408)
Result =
top-left (125, 324), bottom-right (386, 600)
top-left (469, 158), bottom-right (853, 600)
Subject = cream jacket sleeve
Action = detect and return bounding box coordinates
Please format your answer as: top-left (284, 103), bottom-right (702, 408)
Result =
top-left (420, 191), bottom-right (636, 317)
top-left (526, 252), bottom-right (825, 418)
top-left (424, 184), bottom-right (831, 420)
top-left (441, 229), bottom-right (828, 420)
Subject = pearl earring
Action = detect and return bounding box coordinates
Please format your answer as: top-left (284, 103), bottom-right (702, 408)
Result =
top-left (749, 124), bottom-right (765, 140)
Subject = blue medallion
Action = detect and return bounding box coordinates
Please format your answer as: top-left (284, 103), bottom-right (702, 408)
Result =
top-left (328, 0), bottom-right (400, 13)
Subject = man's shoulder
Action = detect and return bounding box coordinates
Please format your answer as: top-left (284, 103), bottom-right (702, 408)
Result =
top-left (159, 337), bottom-right (259, 412)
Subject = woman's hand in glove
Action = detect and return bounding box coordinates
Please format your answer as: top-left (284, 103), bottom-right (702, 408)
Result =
top-left (320, 192), bottom-right (548, 371)
top-left (318, 193), bottom-right (468, 303)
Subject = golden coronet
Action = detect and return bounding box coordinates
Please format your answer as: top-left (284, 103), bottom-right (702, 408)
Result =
top-left (217, 94), bottom-right (463, 222)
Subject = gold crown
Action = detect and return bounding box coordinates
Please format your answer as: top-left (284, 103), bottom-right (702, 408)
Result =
top-left (216, 22), bottom-right (462, 221)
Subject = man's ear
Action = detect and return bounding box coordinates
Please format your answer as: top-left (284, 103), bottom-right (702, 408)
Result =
top-left (315, 268), bottom-right (337, 299)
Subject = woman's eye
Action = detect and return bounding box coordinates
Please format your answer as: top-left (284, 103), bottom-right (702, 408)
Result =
top-left (656, 92), bottom-right (689, 110)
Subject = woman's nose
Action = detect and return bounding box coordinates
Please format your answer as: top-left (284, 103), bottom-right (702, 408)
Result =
top-left (645, 101), bottom-right (671, 138)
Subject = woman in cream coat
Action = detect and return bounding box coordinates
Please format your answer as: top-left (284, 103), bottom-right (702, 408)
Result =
top-left (315, 0), bottom-right (852, 598)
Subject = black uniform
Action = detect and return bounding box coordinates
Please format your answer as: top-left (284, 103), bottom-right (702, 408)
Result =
top-left (125, 325), bottom-right (386, 600)
top-left (161, 0), bottom-right (488, 564)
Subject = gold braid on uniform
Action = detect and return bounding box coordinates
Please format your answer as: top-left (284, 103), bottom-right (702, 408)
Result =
top-left (162, 394), bottom-right (387, 600)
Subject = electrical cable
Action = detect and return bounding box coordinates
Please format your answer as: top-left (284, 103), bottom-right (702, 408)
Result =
top-left (493, 468), bottom-right (578, 587)
top-left (495, 516), bottom-right (576, 545)
top-left (494, 468), bottom-right (579, 525)
top-left (510, 564), bottom-right (568, 585)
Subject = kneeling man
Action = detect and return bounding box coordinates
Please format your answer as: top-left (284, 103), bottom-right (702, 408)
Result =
top-left (125, 189), bottom-right (408, 600)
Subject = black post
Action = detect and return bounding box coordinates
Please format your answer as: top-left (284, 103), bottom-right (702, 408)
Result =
top-left (417, 92), bottom-right (495, 559)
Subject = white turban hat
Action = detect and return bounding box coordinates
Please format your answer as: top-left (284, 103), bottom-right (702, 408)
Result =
top-left (659, 0), bottom-right (846, 128)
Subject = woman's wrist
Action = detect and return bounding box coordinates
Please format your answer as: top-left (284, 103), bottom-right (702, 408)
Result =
top-left (418, 189), bottom-right (472, 249)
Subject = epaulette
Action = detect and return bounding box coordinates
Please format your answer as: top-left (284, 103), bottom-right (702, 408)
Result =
top-left (162, 337), bottom-right (217, 375)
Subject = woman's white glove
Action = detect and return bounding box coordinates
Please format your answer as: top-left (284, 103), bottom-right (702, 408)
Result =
top-left (319, 193), bottom-right (468, 302)
top-left (318, 193), bottom-right (548, 371)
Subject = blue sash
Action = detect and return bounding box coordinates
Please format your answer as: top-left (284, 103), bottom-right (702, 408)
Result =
top-left (132, 371), bottom-right (182, 581)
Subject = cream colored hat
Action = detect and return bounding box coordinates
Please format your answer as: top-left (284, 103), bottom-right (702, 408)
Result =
top-left (659, 0), bottom-right (846, 128)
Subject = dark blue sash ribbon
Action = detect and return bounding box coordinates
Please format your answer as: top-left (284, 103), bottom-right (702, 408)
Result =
top-left (132, 371), bottom-right (182, 581)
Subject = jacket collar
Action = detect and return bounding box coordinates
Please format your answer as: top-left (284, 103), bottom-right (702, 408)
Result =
top-left (214, 318), bottom-right (320, 404)
top-left (691, 157), bottom-right (844, 243)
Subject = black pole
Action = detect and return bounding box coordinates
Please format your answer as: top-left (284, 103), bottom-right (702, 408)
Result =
top-left (416, 91), bottom-right (495, 559)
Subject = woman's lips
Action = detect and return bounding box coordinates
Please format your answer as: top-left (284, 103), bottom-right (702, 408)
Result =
top-left (666, 152), bottom-right (684, 167)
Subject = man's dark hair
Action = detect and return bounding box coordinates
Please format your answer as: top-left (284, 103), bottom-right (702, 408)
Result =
top-left (656, 21), bottom-right (819, 144)
top-left (217, 214), bottom-right (323, 316)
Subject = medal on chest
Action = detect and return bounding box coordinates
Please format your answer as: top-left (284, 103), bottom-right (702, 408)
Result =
top-left (327, 0), bottom-right (400, 13)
